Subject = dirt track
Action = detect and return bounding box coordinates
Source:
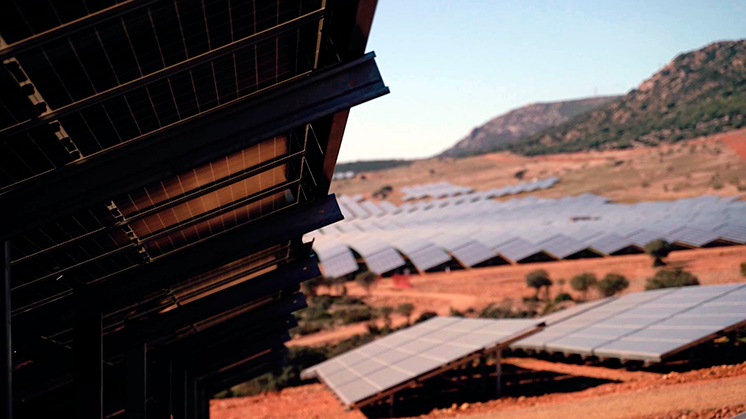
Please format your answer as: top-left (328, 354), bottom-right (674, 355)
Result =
top-left (289, 245), bottom-right (746, 347)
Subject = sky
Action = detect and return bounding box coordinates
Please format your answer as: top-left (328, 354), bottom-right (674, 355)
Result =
top-left (337, 0), bottom-right (746, 162)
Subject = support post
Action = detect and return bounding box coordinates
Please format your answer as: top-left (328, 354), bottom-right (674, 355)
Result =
top-left (74, 305), bottom-right (103, 419)
top-left (480, 355), bottom-right (487, 393)
top-left (495, 350), bottom-right (502, 398)
top-left (388, 394), bottom-right (394, 418)
top-left (154, 360), bottom-right (173, 419)
top-left (172, 369), bottom-right (187, 419)
top-left (126, 336), bottom-right (147, 419)
top-left (1, 241), bottom-right (11, 419)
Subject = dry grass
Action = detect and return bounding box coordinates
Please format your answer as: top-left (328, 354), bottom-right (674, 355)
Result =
top-left (331, 129), bottom-right (746, 204)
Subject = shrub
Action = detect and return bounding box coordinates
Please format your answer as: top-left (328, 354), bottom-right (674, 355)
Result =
top-left (449, 307), bottom-right (464, 317)
top-left (337, 307), bottom-right (375, 325)
top-left (553, 292), bottom-right (573, 303)
top-left (396, 303), bottom-right (415, 325)
top-left (645, 239), bottom-right (672, 267)
top-left (379, 306), bottom-right (394, 327)
top-left (526, 269), bottom-right (553, 300)
top-left (571, 273), bottom-right (598, 300)
top-left (355, 271), bottom-right (378, 295)
top-left (300, 276), bottom-right (324, 298)
top-left (741, 262), bottom-right (746, 278)
top-left (645, 268), bottom-right (700, 290)
top-left (415, 311), bottom-right (438, 324)
top-left (596, 273), bottom-right (630, 297)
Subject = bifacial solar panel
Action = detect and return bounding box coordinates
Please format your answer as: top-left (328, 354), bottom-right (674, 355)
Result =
top-left (536, 234), bottom-right (589, 259)
top-left (450, 242), bottom-right (498, 267)
top-left (362, 248), bottom-right (406, 275)
top-left (301, 317), bottom-right (543, 408)
top-left (587, 233), bottom-right (637, 255)
top-left (496, 238), bottom-right (548, 262)
top-left (320, 252), bottom-right (360, 279)
top-left (513, 283), bottom-right (746, 362)
top-left (407, 246), bottom-right (453, 272)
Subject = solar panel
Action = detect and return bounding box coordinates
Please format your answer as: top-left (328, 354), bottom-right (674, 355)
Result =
top-left (513, 284), bottom-right (746, 362)
top-left (450, 242), bottom-right (498, 267)
top-left (319, 252), bottom-right (360, 279)
top-left (362, 248), bottom-right (406, 275)
top-left (496, 238), bottom-right (547, 262)
top-left (302, 317), bottom-right (542, 408)
top-left (668, 226), bottom-right (721, 247)
top-left (535, 234), bottom-right (588, 259)
top-left (407, 246), bottom-right (453, 272)
top-left (587, 233), bottom-right (638, 255)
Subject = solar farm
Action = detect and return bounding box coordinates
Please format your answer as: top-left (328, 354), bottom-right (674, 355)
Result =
top-left (308, 182), bottom-right (746, 279)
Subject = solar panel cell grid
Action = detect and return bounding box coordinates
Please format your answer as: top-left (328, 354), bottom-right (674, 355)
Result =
top-left (305, 317), bottom-right (542, 407)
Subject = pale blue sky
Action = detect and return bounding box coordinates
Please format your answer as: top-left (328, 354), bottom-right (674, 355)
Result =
top-left (338, 0), bottom-right (745, 162)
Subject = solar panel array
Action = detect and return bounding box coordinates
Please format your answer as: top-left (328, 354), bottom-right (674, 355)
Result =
top-left (310, 190), bottom-right (746, 277)
top-left (400, 178), bottom-right (558, 201)
top-left (513, 283), bottom-right (746, 362)
top-left (301, 317), bottom-right (542, 408)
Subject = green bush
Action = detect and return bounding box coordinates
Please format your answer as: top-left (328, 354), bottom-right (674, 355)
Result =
top-left (355, 271), bottom-right (378, 295)
top-left (337, 307), bottom-right (375, 325)
top-left (596, 273), bottom-right (630, 297)
top-left (526, 269), bottom-right (553, 299)
top-left (449, 307), bottom-right (465, 317)
top-left (740, 262), bottom-right (746, 277)
top-left (645, 239), bottom-right (673, 267)
top-left (571, 273), bottom-right (598, 300)
top-left (553, 292), bottom-right (573, 303)
top-left (415, 311), bottom-right (438, 324)
top-left (645, 268), bottom-right (700, 290)
top-left (396, 303), bottom-right (415, 324)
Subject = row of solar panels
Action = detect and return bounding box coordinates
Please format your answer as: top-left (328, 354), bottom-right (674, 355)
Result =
top-left (310, 192), bottom-right (746, 277)
top-left (399, 178), bottom-right (559, 201)
top-left (302, 283), bottom-right (746, 409)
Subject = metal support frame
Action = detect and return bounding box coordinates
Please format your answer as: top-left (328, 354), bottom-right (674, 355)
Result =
top-left (13, 195), bottom-right (340, 336)
top-left (495, 350), bottom-right (502, 398)
top-left (1, 241), bottom-right (11, 419)
top-left (74, 306), bottom-right (103, 419)
top-left (0, 54), bottom-right (388, 241)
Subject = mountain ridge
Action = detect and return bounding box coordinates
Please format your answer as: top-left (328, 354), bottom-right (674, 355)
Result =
top-left (509, 39), bottom-right (746, 155)
top-left (439, 96), bottom-right (619, 157)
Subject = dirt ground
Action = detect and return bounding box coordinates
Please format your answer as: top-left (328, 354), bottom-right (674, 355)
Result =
top-left (210, 361), bottom-right (746, 419)
top-left (330, 129), bottom-right (746, 204)
top-left (289, 245), bottom-right (746, 347)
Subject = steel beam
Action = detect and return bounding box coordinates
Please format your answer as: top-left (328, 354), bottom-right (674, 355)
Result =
top-left (0, 54), bottom-right (388, 240)
top-left (1, 241), bottom-right (11, 419)
top-left (158, 294), bottom-right (306, 359)
top-left (12, 195), bottom-right (339, 334)
top-left (74, 307), bottom-right (103, 419)
top-left (139, 260), bottom-right (317, 341)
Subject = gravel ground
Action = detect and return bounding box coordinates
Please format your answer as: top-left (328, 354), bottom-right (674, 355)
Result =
top-left (210, 361), bottom-right (746, 419)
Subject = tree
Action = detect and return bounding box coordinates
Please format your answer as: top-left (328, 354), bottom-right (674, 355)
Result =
top-left (355, 271), bottom-right (378, 295)
top-left (300, 276), bottom-right (323, 299)
top-left (332, 276), bottom-right (348, 296)
top-left (571, 273), bottom-right (598, 300)
top-left (645, 239), bottom-right (672, 267)
top-left (396, 303), bottom-right (415, 325)
top-left (645, 268), bottom-right (700, 290)
top-left (526, 269), bottom-right (552, 300)
top-left (379, 306), bottom-right (394, 328)
top-left (596, 273), bottom-right (629, 297)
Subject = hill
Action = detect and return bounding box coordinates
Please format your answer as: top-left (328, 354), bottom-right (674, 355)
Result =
top-left (439, 96), bottom-right (619, 157)
top-left (334, 159), bottom-right (412, 174)
top-left (511, 40), bottom-right (746, 155)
